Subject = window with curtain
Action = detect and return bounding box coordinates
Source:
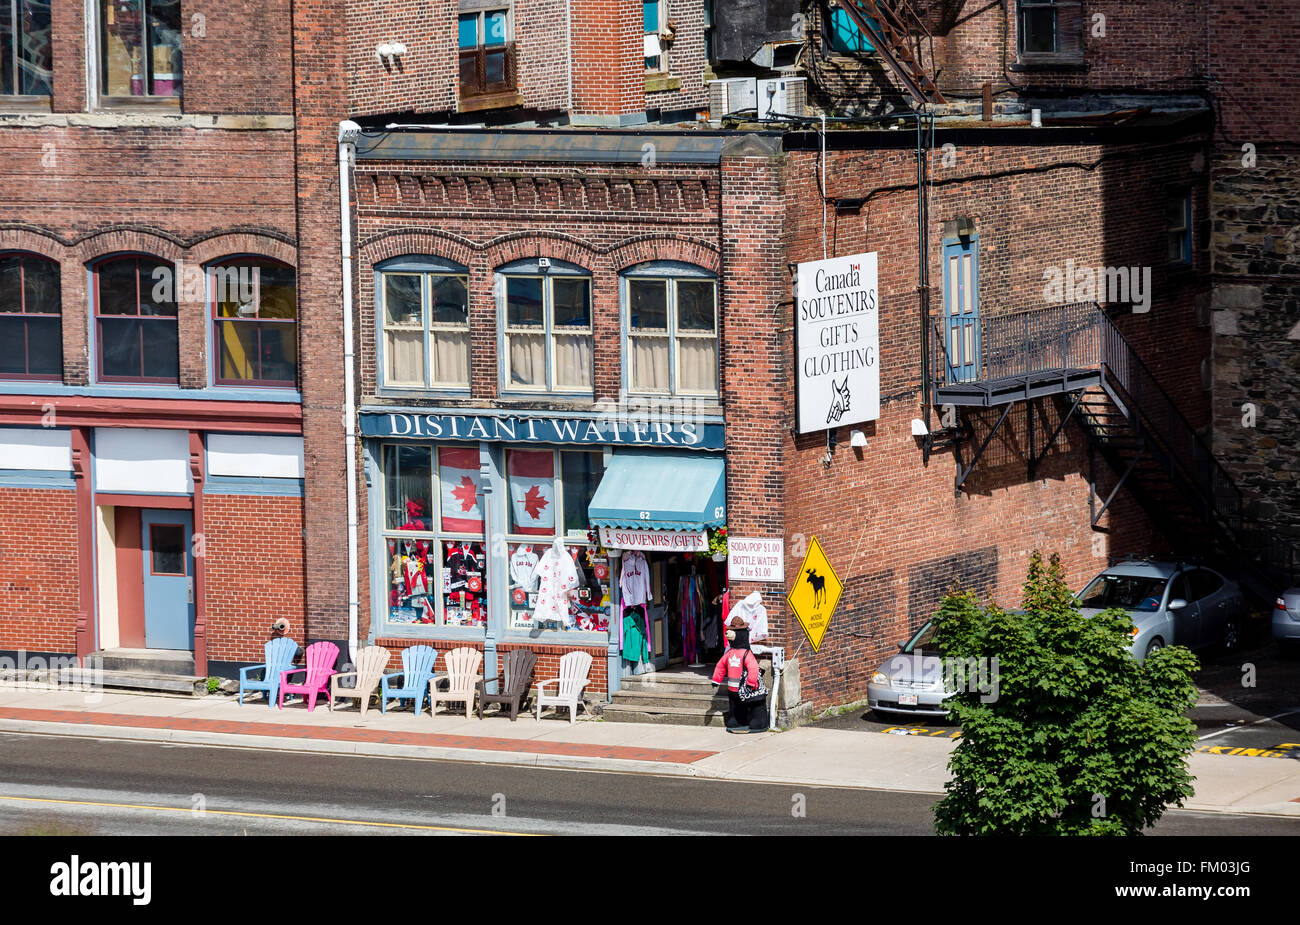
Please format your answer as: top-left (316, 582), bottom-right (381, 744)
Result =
top-left (626, 270), bottom-right (718, 396)
top-left (100, 0), bottom-right (182, 100)
top-left (211, 258), bottom-right (297, 387)
top-left (1016, 0), bottom-right (1083, 62)
top-left (502, 267), bottom-right (593, 393)
top-left (0, 251), bottom-right (60, 379)
top-left (94, 255), bottom-right (178, 382)
top-left (380, 267), bottom-right (470, 390)
top-left (0, 0), bottom-right (51, 96)
top-left (643, 0), bottom-right (665, 71)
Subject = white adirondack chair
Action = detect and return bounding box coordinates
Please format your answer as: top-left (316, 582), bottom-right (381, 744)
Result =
top-left (328, 645), bottom-right (391, 718)
top-left (535, 650), bottom-right (592, 724)
top-left (428, 646), bottom-right (483, 719)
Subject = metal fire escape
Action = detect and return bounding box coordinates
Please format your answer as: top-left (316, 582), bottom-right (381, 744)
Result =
top-left (930, 302), bottom-right (1299, 599)
top-left (836, 0), bottom-right (946, 105)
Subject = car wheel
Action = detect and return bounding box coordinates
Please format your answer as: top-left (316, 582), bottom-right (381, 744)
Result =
top-left (1223, 620), bottom-right (1240, 652)
top-left (1144, 638), bottom-right (1164, 659)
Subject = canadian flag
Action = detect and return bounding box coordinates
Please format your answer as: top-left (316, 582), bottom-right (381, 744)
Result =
top-left (439, 446), bottom-right (484, 533)
top-left (508, 449), bottom-right (555, 536)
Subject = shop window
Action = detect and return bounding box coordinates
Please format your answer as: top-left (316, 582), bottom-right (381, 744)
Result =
top-left (506, 447), bottom-right (609, 633)
top-left (0, 251), bottom-right (61, 379)
top-left (380, 267), bottom-right (470, 390)
top-left (382, 443), bottom-right (488, 629)
top-left (99, 0), bottom-right (182, 101)
top-left (94, 255), bottom-right (178, 383)
top-left (1167, 190), bottom-right (1192, 266)
top-left (211, 258), bottom-right (297, 388)
top-left (501, 262), bottom-right (593, 393)
top-left (825, 5), bottom-right (876, 55)
top-left (459, 6), bottom-right (515, 100)
top-left (625, 267), bottom-right (718, 396)
top-left (0, 0), bottom-right (52, 97)
top-left (1016, 0), bottom-right (1083, 63)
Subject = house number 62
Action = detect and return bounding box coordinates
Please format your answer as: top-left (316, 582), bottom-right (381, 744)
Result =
top-left (639, 511), bottom-right (651, 520)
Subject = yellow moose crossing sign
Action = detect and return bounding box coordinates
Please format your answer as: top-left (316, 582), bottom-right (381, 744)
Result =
top-left (786, 535), bottom-right (842, 653)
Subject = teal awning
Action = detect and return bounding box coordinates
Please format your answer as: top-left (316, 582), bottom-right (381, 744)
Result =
top-left (588, 452), bottom-right (726, 531)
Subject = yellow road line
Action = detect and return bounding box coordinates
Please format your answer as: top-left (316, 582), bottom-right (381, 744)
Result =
top-left (0, 794), bottom-right (540, 835)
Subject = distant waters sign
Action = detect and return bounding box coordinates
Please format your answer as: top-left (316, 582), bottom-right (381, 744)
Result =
top-left (795, 252), bottom-right (880, 434)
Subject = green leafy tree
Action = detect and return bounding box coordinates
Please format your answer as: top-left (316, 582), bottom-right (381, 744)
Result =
top-left (932, 551), bottom-right (1199, 835)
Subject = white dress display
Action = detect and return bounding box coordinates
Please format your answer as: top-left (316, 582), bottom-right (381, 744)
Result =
top-left (532, 538), bottom-right (579, 627)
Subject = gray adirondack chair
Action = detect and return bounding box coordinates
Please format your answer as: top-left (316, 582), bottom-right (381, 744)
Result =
top-left (329, 645), bottom-right (391, 717)
top-left (428, 646), bottom-right (482, 718)
top-left (476, 648), bottom-right (536, 721)
top-left (535, 650), bottom-right (592, 724)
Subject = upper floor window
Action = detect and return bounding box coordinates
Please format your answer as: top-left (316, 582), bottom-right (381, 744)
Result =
top-left (94, 255), bottom-right (177, 383)
top-left (459, 6), bottom-right (514, 100)
top-left (0, 0), bottom-right (51, 97)
top-left (211, 258), bottom-right (297, 388)
top-left (0, 252), bottom-right (60, 379)
top-left (379, 261), bottom-right (470, 391)
top-left (825, 5), bottom-right (877, 55)
top-left (100, 0), bottom-right (181, 101)
top-left (644, 0), bottom-right (665, 71)
top-left (1167, 190), bottom-right (1192, 266)
top-left (624, 265), bottom-right (718, 396)
top-left (1016, 0), bottom-right (1083, 63)
top-left (500, 260), bottom-right (592, 394)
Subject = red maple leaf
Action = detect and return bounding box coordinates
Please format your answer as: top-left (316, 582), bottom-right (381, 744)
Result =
top-left (523, 484), bottom-right (549, 521)
top-left (452, 475), bottom-right (477, 512)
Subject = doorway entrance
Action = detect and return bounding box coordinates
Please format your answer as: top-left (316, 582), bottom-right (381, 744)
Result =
top-left (112, 507), bottom-right (195, 650)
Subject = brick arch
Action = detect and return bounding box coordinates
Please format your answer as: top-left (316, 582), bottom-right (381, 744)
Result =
top-left (187, 232), bottom-right (297, 268)
top-left (482, 231), bottom-right (601, 272)
top-left (358, 229), bottom-right (478, 270)
top-left (607, 235), bottom-right (721, 275)
top-left (0, 227), bottom-right (73, 263)
top-left (77, 227), bottom-right (184, 264)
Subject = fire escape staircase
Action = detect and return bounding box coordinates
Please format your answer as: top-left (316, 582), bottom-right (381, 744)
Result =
top-left (930, 302), bottom-right (1299, 599)
top-left (837, 0), bottom-right (946, 105)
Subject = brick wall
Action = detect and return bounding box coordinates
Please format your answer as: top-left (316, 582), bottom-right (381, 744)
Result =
top-left (203, 495), bottom-right (307, 662)
top-left (0, 489), bottom-right (79, 654)
top-left (570, 0), bottom-right (644, 116)
top-left (646, 0), bottom-right (710, 115)
top-left (347, 0), bottom-right (457, 116)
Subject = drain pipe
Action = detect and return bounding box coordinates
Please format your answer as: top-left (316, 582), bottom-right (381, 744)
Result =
top-left (339, 120), bottom-right (362, 665)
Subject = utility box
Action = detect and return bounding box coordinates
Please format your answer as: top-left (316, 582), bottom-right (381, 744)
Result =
top-left (707, 77), bottom-right (757, 118)
top-left (757, 77), bottom-right (807, 119)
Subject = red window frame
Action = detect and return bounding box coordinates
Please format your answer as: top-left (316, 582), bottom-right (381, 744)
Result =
top-left (93, 254), bottom-right (179, 384)
top-left (0, 250), bottom-right (61, 380)
top-left (209, 257), bottom-right (298, 388)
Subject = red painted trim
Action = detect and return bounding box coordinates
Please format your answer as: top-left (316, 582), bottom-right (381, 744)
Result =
top-left (71, 428), bottom-right (94, 663)
top-left (95, 493), bottom-right (193, 510)
top-left (115, 508), bottom-right (146, 648)
top-left (0, 395), bottom-right (302, 433)
top-left (189, 431), bottom-right (207, 676)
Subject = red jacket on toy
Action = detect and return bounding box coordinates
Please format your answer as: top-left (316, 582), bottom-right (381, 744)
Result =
top-left (712, 646), bottom-right (759, 692)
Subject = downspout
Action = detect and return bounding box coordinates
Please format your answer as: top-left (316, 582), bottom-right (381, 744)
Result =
top-left (565, 0), bottom-right (573, 113)
top-left (339, 120), bottom-right (362, 664)
top-left (820, 113), bottom-right (827, 259)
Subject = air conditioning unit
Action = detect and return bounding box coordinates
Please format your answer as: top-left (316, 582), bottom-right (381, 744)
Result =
top-left (707, 78), bottom-right (757, 118)
top-left (757, 77), bottom-right (807, 119)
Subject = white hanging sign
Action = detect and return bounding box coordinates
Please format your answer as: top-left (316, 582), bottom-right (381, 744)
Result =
top-left (795, 252), bottom-right (880, 434)
top-left (727, 537), bottom-right (784, 582)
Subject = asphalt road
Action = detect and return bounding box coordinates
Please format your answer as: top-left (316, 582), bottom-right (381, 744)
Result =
top-left (0, 733), bottom-right (1294, 836)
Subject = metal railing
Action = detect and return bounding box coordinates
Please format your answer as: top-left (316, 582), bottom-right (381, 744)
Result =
top-left (933, 301), bottom-right (1102, 386)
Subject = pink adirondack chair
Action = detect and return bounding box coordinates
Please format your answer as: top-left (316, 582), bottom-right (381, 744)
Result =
top-left (278, 640), bottom-right (340, 711)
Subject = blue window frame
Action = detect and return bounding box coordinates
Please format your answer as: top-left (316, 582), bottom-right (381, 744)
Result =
top-left (941, 236), bottom-right (980, 383)
top-left (828, 6), bottom-right (876, 54)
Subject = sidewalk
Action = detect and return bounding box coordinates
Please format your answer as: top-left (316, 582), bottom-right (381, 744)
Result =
top-left (0, 687), bottom-right (1296, 818)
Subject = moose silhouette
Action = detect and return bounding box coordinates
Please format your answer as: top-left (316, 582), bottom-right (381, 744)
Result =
top-left (805, 568), bottom-right (827, 606)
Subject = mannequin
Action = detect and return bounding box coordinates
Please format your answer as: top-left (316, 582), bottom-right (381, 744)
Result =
top-left (533, 537), bottom-right (579, 627)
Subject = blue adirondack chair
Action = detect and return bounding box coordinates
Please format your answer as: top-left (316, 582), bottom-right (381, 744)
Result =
top-left (238, 637), bottom-right (299, 706)
top-left (379, 645), bottom-right (438, 715)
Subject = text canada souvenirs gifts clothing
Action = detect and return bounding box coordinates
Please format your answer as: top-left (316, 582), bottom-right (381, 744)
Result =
top-left (533, 537), bottom-right (580, 627)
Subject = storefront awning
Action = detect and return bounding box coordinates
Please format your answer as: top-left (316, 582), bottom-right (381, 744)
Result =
top-left (588, 452), bottom-right (725, 532)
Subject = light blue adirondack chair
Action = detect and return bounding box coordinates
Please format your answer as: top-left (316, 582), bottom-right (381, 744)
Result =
top-left (380, 645), bottom-right (438, 715)
top-left (238, 637), bottom-right (299, 706)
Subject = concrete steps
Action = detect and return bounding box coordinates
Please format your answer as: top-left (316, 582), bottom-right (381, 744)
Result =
top-left (603, 665), bottom-right (772, 727)
top-left (57, 649), bottom-right (206, 696)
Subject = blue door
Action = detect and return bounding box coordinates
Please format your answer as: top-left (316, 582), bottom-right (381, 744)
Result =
top-left (943, 237), bottom-right (980, 382)
top-left (141, 509), bottom-right (195, 650)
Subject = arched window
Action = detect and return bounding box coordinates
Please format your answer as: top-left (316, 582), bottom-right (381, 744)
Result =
top-left (94, 254), bottom-right (178, 383)
top-left (0, 251), bottom-right (60, 379)
top-left (377, 256), bottom-right (469, 390)
top-left (498, 258), bottom-right (592, 393)
top-left (210, 257), bottom-right (297, 387)
top-left (622, 262), bottom-right (717, 396)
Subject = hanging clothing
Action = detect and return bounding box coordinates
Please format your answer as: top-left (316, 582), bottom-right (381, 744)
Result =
top-left (679, 567), bottom-right (702, 663)
top-left (533, 538), bottom-right (579, 626)
top-left (621, 603), bottom-right (650, 663)
top-left (619, 550), bottom-right (652, 606)
top-left (509, 544), bottom-right (539, 591)
top-left (726, 591), bottom-right (769, 645)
